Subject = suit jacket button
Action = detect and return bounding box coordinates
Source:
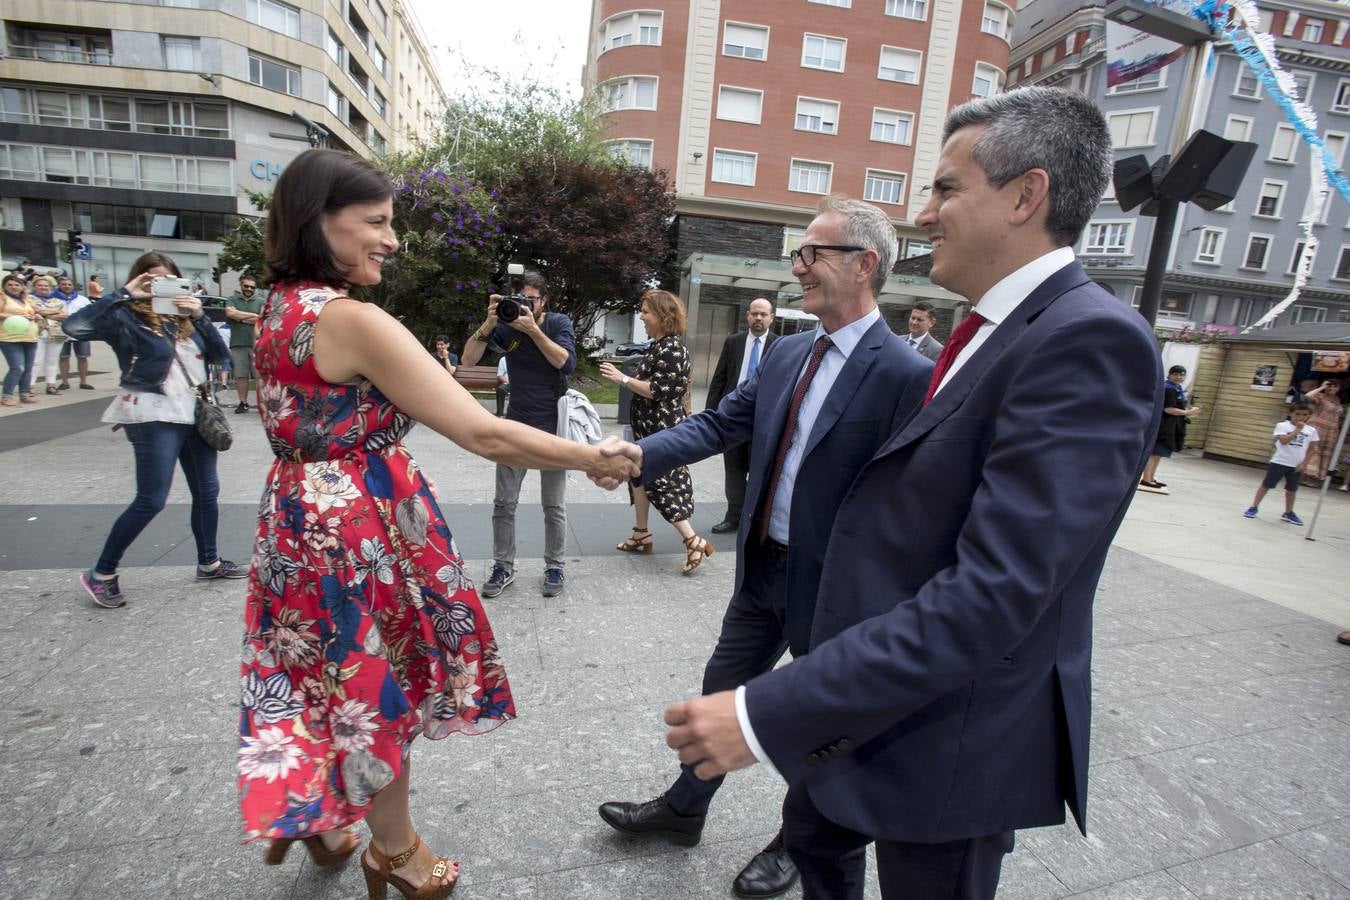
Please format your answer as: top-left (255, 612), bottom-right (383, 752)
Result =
top-left (837, 739), bottom-right (851, 750)
top-left (806, 754), bottom-right (821, 766)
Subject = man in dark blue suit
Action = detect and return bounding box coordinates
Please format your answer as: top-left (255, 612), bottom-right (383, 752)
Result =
top-left (660, 87), bottom-right (1163, 898)
top-left (595, 196), bottom-right (932, 898)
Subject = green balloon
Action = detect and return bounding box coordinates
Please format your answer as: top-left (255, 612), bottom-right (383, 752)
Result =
top-left (3, 315), bottom-right (30, 335)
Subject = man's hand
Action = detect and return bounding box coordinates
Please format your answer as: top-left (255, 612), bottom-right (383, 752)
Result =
top-left (664, 691), bottom-right (757, 780)
top-left (589, 436), bottom-right (641, 489)
top-left (586, 446), bottom-right (640, 484)
top-left (510, 309), bottom-right (541, 336)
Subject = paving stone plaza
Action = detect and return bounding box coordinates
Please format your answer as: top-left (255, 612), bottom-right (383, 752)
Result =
top-left (2, 370), bottom-right (1349, 898)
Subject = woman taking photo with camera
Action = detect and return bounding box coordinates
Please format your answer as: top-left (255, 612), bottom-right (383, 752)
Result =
top-left (63, 251), bottom-right (246, 609)
top-left (239, 148), bottom-right (632, 899)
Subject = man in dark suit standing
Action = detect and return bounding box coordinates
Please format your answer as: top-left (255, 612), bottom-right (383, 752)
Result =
top-left (904, 300), bottom-right (944, 361)
top-left (594, 196), bottom-right (932, 899)
top-left (660, 87), bottom-right (1162, 899)
top-left (706, 297), bottom-right (777, 534)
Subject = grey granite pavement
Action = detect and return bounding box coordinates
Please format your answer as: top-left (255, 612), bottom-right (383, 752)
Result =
top-left (1, 398), bottom-right (1349, 897)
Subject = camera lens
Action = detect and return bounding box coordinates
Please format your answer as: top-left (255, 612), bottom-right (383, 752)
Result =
top-left (497, 297), bottom-right (520, 323)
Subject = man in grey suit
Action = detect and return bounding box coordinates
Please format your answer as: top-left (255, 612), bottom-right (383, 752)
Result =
top-left (593, 196), bottom-right (932, 899)
top-left (905, 300), bottom-right (944, 360)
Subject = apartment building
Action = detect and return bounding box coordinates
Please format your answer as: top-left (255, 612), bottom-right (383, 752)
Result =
top-left (585, 0), bottom-right (1011, 381)
top-left (0, 0), bottom-right (444, 288)
top-left (1009, 0), bottom-right (1350, 330)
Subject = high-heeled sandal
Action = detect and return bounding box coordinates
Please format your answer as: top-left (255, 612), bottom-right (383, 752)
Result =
top-left (264, 828), bottom-right (360, 868)
top-left (616, 527), bottom-right (653, 554)
top-left (362, 834), bottom-right (459, 899)
top-left (682, 533), bottom-right (713, 575)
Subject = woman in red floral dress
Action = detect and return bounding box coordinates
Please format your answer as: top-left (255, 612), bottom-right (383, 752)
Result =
top-left (238, 149), bottom-right (634, 898)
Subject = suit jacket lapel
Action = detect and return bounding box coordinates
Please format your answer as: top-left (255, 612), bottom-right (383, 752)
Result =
top-left (802, 318), bottom-right (886, 459)
top-left (875, 261), bottom-right (1090, 458)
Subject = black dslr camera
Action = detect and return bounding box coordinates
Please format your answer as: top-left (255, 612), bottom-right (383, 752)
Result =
top-left (496, 262), bottom-right (530, 323)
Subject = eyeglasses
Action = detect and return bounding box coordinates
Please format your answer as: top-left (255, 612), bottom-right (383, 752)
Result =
top-left (789, 244), bottom-right (866, 268)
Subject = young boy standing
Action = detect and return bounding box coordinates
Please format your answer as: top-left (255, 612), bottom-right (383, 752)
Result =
top-left (1244, 403), bottom-right (1320, 525)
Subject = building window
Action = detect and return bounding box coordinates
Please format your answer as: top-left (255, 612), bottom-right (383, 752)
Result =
top-left (789, 159), bottom-right (832, 194)
top-left (605, 139), bottom-right (653, 169)
top-left (1109, 67), bottom-right (1165, 94)
top-left (1334, 79), bottom-right (1350, 113)
top-left (981, 3), bottom-right (1008, 37)
top-left (1234, 67), bottom-right (1260, 99)
top-left (711, 149), bottom-right (756, 185)
top-left (802, 34), bottom-right (846, 72)
top-left (863, 169), bottom-right (906, 205)
top-left (0, 143), bottom-right (232, 195)
top-left (885, 0), bottom-right (927, 20)
top-left (370, 87), bottom-right (387, 121)
top-left (809, 0), bottom-right (851, 5)
top-left (162, 37), bottom-right (201, 71)
top-left (723, 22), bottom-right (768, 60)
top-left (0, 197), bottom-right (23, 230)
top-left (249, 54), bottom-right (301, 95)
top-left (1107, 109), bottom-right (1156, 148)
top-left (247, 0), bottom-right (301, 38)
top-left (1335, 246), bottom-right (1350, 279)
top-left (602, 76), bottom-right (657, 111)
top-left (1082, 220), bottom-right (1132, 255)
top-left (602, 10), bottom-right (662, 51)
top-left (326, 28), bottom-right (345, 66)
top-left (972, 62), bottom-right (1003, 98)
top-left (1288, 240), bottom-right (1308, 274)
top-left (72, 202), bottom-right (233, 241)
top-left (1256, 180), bottom-right (1285, 217)
top-left (1303, 18), bottom-right (1325, 42)
top-left (1292, 305), bottom-right (1327, 323)
top-left (368, 0), bottom-right (388, 35)
top-left (1269, 124), bottom-right (1298, 163)
top-left (878, 46), bottom-right (921, 84)
top-left (326, 82), bottom-right (346, 118)
top-left (905, 238), bottom-right (932, 258)
top-left (783, 226), bottom-right (806, 258)
top-left (0, 89), bottom-right (31, 125)
top-left (1291, 71), bottom-right (1314, 101)
top-left (795, 97), bottom-right (840, 134)
top-left (717, 86), bottom-right (763, 124)
top-left (1243, 234), bottom-right (1271, 269)
top-left (1158, 292), bottom-right (1193, 317)
top-left (1194, 227), bottom-right (1225, 264)
top-left (1223, 115), bottom-right (1252, 142)
top-left (871, 107), bottom-right (913, 144)
top-left (161, 0), bottom-right (200, 6)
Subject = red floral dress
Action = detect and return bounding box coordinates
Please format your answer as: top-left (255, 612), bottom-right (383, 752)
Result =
top-left (237, 281), bottom-right (514, 841)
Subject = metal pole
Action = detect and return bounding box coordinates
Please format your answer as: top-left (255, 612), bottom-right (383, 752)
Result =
top-left (1305, 403), bottom-right (1350, 541)
top-left (1137, 196), bottom-right (1179, 326)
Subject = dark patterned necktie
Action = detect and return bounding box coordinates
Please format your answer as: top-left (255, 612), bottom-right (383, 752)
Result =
top-left (757, 335), bottom-right (833, 543)
top-left (922, 312), bottom-right (987, 405)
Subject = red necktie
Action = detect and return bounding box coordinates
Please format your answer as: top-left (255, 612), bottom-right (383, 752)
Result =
top-left (922, 311), bottom-right (987, 405)
top-left (757, 335), bottom-right (833, 543)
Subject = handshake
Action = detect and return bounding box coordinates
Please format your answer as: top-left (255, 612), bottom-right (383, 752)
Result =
top-left (587, 436), bottom-right (643, 489)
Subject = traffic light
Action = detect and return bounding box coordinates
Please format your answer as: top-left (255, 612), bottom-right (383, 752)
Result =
top-left (212, 266), bottom-right (221, 283)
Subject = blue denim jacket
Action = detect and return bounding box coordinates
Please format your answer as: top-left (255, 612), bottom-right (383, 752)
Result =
top-left (62, 289), bottom-right (229, 393)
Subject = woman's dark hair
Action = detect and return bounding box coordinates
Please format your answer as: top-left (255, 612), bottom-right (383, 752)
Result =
top-left (265, 148), bottom-right (394, 286)
top-left (1290, 402), bottom-right (1312, 413)
top-left (1168, 365), bottom-right (1187, 376)
top-left (434, 334), bottom-right (449, 343)
top-left (127, 251), bottom-right (182, 282)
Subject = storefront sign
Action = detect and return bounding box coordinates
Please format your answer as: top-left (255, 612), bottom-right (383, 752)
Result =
top-left (1251, 364), bottom-right (1278, 391)
top-left (250, 160), bottom-right (285, 182)
top-left (1311, 350), bottom-right (1350, 373)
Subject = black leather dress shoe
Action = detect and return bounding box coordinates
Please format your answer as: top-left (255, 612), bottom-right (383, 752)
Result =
top-left (732, 838), bottom-right (799, 898)
top-left (711, 519), bottom-right (739, 534)
top-left (598, 796), bottom-right (706, 847)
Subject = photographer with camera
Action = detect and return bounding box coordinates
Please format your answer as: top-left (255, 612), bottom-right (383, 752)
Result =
top-left (462, 268), bottom-right (577, 598)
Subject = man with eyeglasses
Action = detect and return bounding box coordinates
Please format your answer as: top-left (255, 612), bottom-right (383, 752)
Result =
top-left (225, 274), bottom-right (263, 413)
top-left (593, 196), bottom-right (931, 899)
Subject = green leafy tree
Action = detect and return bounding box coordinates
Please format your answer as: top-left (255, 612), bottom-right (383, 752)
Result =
top-left (216, 189), bottom-right (269, 284)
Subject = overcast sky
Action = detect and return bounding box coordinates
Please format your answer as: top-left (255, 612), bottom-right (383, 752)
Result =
top-left (408, 0), bottom-right (593, 101)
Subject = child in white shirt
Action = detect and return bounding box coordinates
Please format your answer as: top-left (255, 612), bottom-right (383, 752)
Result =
top-left (1243, 404), bottom-right (1320, 525)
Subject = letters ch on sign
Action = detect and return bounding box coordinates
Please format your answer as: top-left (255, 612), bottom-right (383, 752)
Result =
top-left (250, 160), bottom-right (285, 181)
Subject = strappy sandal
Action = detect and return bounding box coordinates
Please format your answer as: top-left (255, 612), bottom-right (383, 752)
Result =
top-left (616, 527), bottom-right (653, 554)
top-left (682, 533), bottom-right (713, 575)
top-left (264, 828), bottom-right (360, 868)
top-left (362, 834), bottom-right (459, 899)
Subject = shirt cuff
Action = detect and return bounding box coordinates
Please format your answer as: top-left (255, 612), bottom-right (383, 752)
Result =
top-left (735, 685), bottom-right (780, 779)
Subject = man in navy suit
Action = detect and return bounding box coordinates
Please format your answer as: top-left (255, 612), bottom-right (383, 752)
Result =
top-left (705, 297), bottom-right (777, 534)
top-left (659, 87), bottom-right (1163, 898)
top-left (595, 196), bottom-right (932, 898)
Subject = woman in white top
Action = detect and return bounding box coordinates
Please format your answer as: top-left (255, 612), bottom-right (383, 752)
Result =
top-left (62, 251), bottom-right (247, 609)
top-left (29, 275), bottom-right (68, 395)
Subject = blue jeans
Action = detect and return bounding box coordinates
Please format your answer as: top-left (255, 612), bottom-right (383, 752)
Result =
top-left (1, 341), bottom-right (36, 396)
top-left (95, 421), bottom-right (221, 574)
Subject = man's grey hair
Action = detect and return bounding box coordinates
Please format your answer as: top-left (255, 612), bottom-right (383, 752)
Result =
top-left (817, 194), bottom-right (898, 296)
top-left (942, 86), bottom-right (1112, 247)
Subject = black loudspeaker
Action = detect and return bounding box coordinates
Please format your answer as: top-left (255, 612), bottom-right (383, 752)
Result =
top-left (1113, 155), bottom-right (1154, 213)
top-left (1156, 129), bottom-right (1257, 210)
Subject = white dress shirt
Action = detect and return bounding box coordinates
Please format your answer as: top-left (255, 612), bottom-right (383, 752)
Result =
top-left (736, 331), bottom-right (766, 385)
top-left (934, 246), bottom-right (1075, 396)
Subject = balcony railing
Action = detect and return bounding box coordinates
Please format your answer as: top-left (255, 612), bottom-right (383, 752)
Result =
top-left (7, 44), bottom-right (112, 65)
